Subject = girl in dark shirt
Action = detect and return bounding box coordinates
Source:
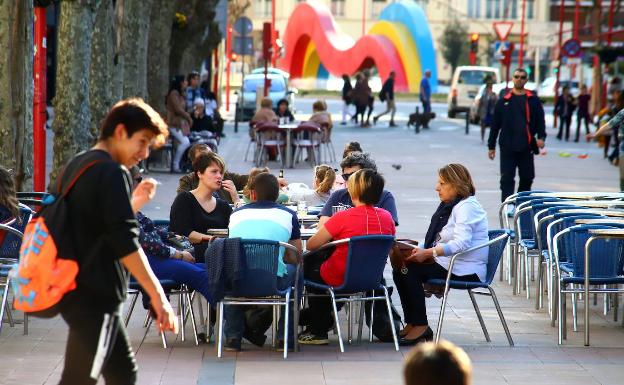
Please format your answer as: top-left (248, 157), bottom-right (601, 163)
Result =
top-left (170, 152), bottom-right (232, 261)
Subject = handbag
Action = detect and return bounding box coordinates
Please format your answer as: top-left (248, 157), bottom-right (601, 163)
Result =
top-left (167, 232), bottom-right (193, 252)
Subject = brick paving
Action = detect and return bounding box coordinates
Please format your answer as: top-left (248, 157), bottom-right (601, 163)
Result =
top-left (1, 101), bottom-right (623, 384)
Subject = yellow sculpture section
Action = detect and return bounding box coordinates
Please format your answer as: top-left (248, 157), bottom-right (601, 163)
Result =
top-left (302, 41), bottom-right (321, 79)
top-left (368, 21), bottom-right (422, 93)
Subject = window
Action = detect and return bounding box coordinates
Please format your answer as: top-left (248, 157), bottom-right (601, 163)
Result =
top-left (527, 0), bottom-right (535, 19)
top-left (254, 0), bottom-right (270, 17)
top-left (467, 0), bottom-right (481, 18)
top-left (372, 0), bottom-right (386, 18)
top-left (331, 0), bottom-right (345, 16)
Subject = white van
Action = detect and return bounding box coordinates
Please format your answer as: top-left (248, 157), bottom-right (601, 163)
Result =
top-left (447, 66), bottom-right (500, 118)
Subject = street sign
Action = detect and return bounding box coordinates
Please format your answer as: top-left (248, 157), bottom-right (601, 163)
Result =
top-left (494, 41), bottom-right (510, 60)
top-left (493, 21), bottom-right (514, 41)
top-left (233, 16), bottom-right (253, 35)
top-left (232, 36), bottom-right (253, 56)
top-left (562, 38), bottom-right (582, 58)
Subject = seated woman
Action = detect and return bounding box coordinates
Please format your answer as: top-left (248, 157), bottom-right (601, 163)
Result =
top-left (308, 100), bottom-right (332, 130)
top-left (394, 164), bottom-right (488, 345)
top-left (299, 169), bottom-right (396, 345)
top-left (287, 164), bottom-right (336, 206)
top-left (170, 152), bottom-right (233, 262)
top-left (242, 167), bottom-right (288, 204)
top-left (275, 98), bottom-right (295, 124)
top-left (0, 167), bottom-right (18, 224)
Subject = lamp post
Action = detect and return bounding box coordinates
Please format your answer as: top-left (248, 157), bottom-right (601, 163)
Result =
top-left (518, 0), bottom-right (526, 68)
top-left (33, 5), bottom-right (47, 192)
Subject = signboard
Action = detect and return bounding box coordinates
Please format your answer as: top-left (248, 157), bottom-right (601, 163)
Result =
top-left (232, 36), bottom-right (253, 56)
top-left (494, 41), bottom-right (514, 66)
top-left (562, 38), bottom-right (582, 58)
top-left (493, 21), bottom-right (514, 41)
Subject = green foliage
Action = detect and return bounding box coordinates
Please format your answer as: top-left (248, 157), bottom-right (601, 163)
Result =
top-left (439, 20), bottom-right (469, 74)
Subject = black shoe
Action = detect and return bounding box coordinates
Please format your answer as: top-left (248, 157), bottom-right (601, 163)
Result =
top-left (389, 121), bottom-right (397, 127)
top-left (243, 330), bottom-right (267, 347)
top-left (224, 338), bottom-right (242, 351)
top-left (398, 326), bottom-right (433, 346)
top-left (373, 116), bottom-right (379, 124)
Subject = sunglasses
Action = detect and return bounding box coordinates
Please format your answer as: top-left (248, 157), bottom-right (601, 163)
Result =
top-left (513, 75), bottom-right (527, 80)
top-left (342, 172), bottom-right (354, 181)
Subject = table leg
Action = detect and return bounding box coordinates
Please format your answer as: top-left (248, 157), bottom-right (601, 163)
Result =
top-left (286, 128), bottom-right (292, 168)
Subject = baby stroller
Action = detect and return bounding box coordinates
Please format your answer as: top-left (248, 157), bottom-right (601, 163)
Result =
top-left (178, 131), bottom-right (219, 172)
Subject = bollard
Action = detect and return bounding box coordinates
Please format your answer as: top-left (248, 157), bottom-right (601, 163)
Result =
top-left (414, 106), bottom-right (420, 134)
top-left (465, 111), bottom-right (470, 135)
top-left (234, 101), bottom-right (239, 133)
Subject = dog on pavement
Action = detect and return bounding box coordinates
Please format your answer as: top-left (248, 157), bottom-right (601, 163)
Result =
top-left (407, 110), bottom-right (436, 133)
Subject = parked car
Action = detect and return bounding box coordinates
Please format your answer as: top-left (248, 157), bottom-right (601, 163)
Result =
top-left (447, 66), bottom-right (500, 118)
top-left (236, 69), bottom-right (297, 121)
top-left (538, 76), bottom-right (579, 98)
top-left (469, 81), bottom-right (537, 123)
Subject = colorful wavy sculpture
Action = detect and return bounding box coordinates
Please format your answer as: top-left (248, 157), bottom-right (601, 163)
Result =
top-left (279, 0), bottom-right (437, 93)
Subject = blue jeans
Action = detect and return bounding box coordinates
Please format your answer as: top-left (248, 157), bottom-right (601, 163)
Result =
top-left (147, 256), bottom-right (212, 304)
top-left (420, 97), bottom-right (431, 115)
top-left (224, 264), bottom-right (300, 341)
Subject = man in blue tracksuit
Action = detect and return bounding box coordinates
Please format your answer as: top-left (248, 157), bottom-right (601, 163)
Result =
top-left (488, 68), bottom-right (546, 202)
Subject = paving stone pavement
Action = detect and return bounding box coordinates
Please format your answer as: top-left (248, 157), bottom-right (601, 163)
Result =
top-left (2, 107), bottom-right (623, 384)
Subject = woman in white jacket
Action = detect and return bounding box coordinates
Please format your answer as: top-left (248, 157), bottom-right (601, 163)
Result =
top-left (395, 164), bottom-right (488, 345)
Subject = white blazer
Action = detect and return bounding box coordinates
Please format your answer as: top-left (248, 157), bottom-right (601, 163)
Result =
top-left (434, 196), bottom-right (489, 281)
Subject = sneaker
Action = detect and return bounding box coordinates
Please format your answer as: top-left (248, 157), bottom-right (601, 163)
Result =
top-left (389, 121), bottom-right (398, 127)
top-left (224, 338), bottom-right (242, 352)
top-left (298, 331), bottom-right (329, 345)
top-left (243, 330), bottom-right (267, 347)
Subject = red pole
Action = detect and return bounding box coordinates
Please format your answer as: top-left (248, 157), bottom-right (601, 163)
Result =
top-left (271, 0), bottom-right (276, 67)
top-left (573, 0), bottom-right (580, 39)
top-left (608, 0), bottom-right (615, 44)
top-left (362, 0), bottom-right (366, 37)
top-left (518, 0), bottom-right (526, 68)
top-left (33, 7), bottom-right (47, 192)
top-left (225, 22), bottom-right (232, 112)
top-left (554, 0), bottom-right (565, 128)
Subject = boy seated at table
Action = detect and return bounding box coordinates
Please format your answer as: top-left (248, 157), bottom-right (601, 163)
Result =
top-left (225, 172), bottom-right (302, 351)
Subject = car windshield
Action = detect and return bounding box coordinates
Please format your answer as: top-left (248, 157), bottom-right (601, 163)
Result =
top-left (459, 70), bottom-right (496, 85)
top-left (242, 78), bottom-right (285, 93)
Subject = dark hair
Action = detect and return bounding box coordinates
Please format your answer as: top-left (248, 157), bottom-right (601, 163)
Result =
top-left (188, 143), bottom-right (211, 163)
top-left (277, 98), bottom-right (289, 107)
top-left (342, 141), bottom-right (363, 159)
top-left (513, 68), bottom-right (528, 75)
top-left (99, 98), bottom-right (168, 147)
top-left (0, 167), bottom-right (18, 218)
top-left (340, 152), bottom-right (377, 172)
top-left (404, 341), bottom-right (472, 385)
top-left (250, 172), bottom-right (279, 202)
top-left (187, 71), bottom-right (200, 82)
top-left (342, 74), bottom-right (350, 82)
top-left (192, 152), bottom-right (225, 176)
top-left (168, 75), bottom-right (185, 95)
top-left (347, 169), bottom-right (384, 205)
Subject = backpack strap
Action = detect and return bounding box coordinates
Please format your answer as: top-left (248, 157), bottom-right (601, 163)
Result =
top-left (56, 152), bottom-right (109, 198)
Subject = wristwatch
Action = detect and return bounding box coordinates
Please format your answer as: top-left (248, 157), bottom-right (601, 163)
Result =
top-left (431, 247), bottom-right (438, 258)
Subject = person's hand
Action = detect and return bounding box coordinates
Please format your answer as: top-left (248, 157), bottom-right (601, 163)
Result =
top-left (405, 247), bottom-right (433, 263)
top-left (488, 149), bottom-right (496, 160)
top-left (586, 132), bottom-right (596, 141)
top-left (278, 178), bottom-right (288, 188)
top-left (131, 178), bottom-right (158, 213)
top-left (537, 139), bottom-right (545, 149)
top-left (149, 293), bottom-right (179, 333)
top-left (201, 234), bottom-right (214, 242)
top-left (181, 251), bottom-right (195, 263)
top-left (221, 180), bottom-right (239, 203)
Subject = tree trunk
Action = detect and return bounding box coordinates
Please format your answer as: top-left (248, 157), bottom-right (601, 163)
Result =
top-left (147, 0), bottom-right (175, 115)
top-left (0, 0), bottom-right (34, 191)
top-left (89, 0), bottom-right (115, 141)
top-left (50, 0), bottom-right (99, 187)
top-left (120, 0), bottom-right (152, 99)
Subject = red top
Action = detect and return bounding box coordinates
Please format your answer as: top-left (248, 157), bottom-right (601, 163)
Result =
top-left (320, 205), bottom-right (396, 286)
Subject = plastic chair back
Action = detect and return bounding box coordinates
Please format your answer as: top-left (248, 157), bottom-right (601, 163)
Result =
top-left (0, 205), bottom-right (32, 259)
top-left (234, 239), bottom-right (283, 297)
top-left (535, 205), bottom-right (575, 249)
top-left (550, 214), bottom-right (604, 262)
top-left (484, 230), bottom-right (511, 285)
top-left (568, 224), bottom-right (624, 278)
top-left (516, 197), bottom-right (558, 240)
top-left (335, 235), bottom-right (395, 293)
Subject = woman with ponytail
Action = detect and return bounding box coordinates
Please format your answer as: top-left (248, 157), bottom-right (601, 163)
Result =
top-left (288, 165), bottom-right (336, 206)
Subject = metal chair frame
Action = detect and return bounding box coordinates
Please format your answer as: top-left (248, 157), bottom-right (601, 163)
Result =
top-left (255, 125), bottom-right (287, 167)
top-left (215, 241), bottom-right (302, 359)
top-left (0, 224), bottom-right (23, 335)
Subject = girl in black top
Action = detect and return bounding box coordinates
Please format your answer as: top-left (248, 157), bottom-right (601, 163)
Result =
top-left (170, 152), bottom-right (233, 261)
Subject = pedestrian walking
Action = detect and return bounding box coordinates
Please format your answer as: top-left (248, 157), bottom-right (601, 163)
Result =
top-left (477, 81), bottom-right (497, 142)
top-left (555, 85), bottom-right (576, 141)
top-left (420, 69), bottom-right (432, 126)
top-left (575, 84), bottom-right (591, 142)
top-left (373, 71), bottom-right (397, 127)
top-left (488, 68), bottom-right (546, 202)
top-left (340, 74), bottom-right (353, 125)
top-left (352, 73), bottom-right (372, 127)
top-left (58, 98), bottom-right (178, 384)
top-left (589, 103), bottom-right (624, 190)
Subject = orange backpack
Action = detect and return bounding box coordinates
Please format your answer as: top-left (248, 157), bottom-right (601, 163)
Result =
top-left (10, 155), bottom-right (104, 317)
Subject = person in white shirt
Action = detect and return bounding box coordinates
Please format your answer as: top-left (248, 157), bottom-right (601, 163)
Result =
top-left (394, 164), bottom-right (488, 346)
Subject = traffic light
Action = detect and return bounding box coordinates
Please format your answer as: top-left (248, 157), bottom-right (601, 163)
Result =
top-left (470, 33), bottom-right (479, 54)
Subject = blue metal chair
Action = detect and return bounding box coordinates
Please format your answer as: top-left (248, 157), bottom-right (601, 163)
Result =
top-left (303, 235), bottom-right (398, 353)
top-left (0, 224), bottom-right (24, 335)
top-left (426, 230), bottom-right (513, 346)
top-left (554, 224), bottom-right (624, 345)
top-left (216, 239), bottom-right (302, 358)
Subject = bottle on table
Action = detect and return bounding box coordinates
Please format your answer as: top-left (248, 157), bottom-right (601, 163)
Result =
top-left (297, 200), bottom-right (307, 218)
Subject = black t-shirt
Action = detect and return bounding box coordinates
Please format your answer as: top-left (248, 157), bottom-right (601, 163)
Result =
top-left (509, 94), bottom-right (529, 151)
top-left (169, 191), bottom-right (232, 260)
top-left (64, 150), bottom-right (140, 311)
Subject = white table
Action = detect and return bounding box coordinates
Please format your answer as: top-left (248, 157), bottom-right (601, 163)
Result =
top-left (278, 123), bottom-right (298, 168)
